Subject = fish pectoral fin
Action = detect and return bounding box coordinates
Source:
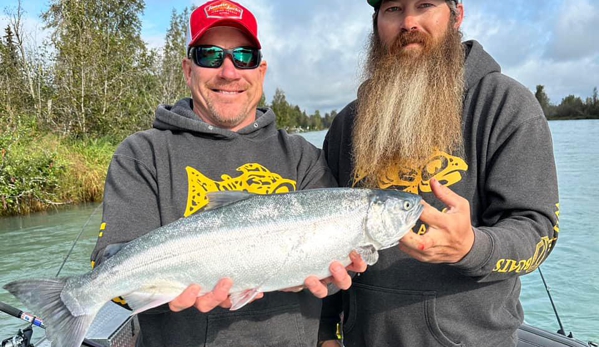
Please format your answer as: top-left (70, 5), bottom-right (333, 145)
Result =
top-left (204, 191), bottom-right (254, 211)
top-left (229, 288), bottom-right (262, 311)
top-left (124, 284), bottom-right (185, 315)
top-left (356, 245), bottom-right (379, 265)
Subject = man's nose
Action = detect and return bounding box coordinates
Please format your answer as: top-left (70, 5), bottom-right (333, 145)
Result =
top-left (218, 56), bottom-right (240, 80)
top-left (400, 14), bottom-right (419, 32)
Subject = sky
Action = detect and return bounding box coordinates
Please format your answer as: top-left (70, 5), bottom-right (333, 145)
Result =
top-left (1, 0), bottom-right (598, 114)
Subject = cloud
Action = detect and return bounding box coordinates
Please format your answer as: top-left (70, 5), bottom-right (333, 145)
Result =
top-left (461, 0), bottom-right (598, 104)
top-left (545, 0), bottom-right (599, 61)
top-left (237, 0), bottom-right (372, 114)
top-left (507, 57), bottom-right (599, 105)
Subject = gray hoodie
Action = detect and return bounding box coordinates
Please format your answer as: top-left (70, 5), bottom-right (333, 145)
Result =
top-left (321, 40), bottom-right (559, 347)
top-left (91, 98), bottom-right (336, 347)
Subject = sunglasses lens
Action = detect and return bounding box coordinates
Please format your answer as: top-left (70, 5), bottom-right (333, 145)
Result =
top-left (192, 46), bottom-right (261, 69)
top-left (196, 47), bottom-right (224, 68)
top-left (232, 48), bottom-right (261, 69)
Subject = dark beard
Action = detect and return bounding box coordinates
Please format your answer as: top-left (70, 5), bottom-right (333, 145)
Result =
top-left (352, 22), bottom-right (466, 188)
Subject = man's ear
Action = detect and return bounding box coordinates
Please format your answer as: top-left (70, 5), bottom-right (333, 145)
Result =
top-left (258, 60), bottom-right (268, 83)
top-left (454, 4), bottom-right (465, 29)
top-left (182, 58), bottom-right (193, 85)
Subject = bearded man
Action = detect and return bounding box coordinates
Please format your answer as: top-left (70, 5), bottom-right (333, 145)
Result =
top-left (319, 0), bottom-right (560, 346)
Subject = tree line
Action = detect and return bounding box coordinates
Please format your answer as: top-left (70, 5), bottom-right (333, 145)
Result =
top-left (1, 0), bottom-right (597, 144)
top-left (535, 85), bottom-right (599, 120)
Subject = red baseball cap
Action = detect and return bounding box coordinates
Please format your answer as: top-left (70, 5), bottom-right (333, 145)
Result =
top-left (368, 0), bottom-right (460, 7)
top-left (186, 0), bottom-right (261, 49)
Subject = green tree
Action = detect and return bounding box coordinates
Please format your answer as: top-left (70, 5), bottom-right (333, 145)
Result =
top-left (554, 95), bottom-right (585, 119)
top-left (42, 0), bottom-right (152, 138)
top-left (323, 109), bottom-right (337, 128)
top-left (590, 87), bottom-right (599, 117)
top-left (534, 85), bottom-right (552, 117)
top-left (157, 7), bottom-right (192, 105)
top-left (271, 88), bottom-right (292, 129)
top-left (258, 93), bottom-right (268, 108)
top-left (309, 110), bottom-right (323, 130)
top-left (0, 25), bottom-right (23, 121)
top-left (0, 1), bottom-right (49, 130)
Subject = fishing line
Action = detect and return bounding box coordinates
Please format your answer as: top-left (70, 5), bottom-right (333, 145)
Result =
top-left (55, 203), bottom-right (103, 277)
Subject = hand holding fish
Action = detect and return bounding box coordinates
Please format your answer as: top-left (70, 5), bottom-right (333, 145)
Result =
top-left (169, 278), bottom-right (265, 313)
top-left (286, 251), bottom-right (368, 298)
top-left (400, 178), bottom-right (475, 264)
top-left (304, 251), bottom-right (367, 298)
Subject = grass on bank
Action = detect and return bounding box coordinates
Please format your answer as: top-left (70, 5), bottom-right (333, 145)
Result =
top-left (0, 125), bottom-right (117, 217)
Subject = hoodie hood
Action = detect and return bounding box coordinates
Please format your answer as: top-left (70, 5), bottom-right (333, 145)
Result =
top-left (153, 98), bottom-right (277, 139)
top-left (463, 40), bottom-right (501, 92)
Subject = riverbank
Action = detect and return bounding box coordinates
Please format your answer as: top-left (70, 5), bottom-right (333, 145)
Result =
top-left (0, 117), bottom-right (592, 217)
top-left (0, 127), bottom-right (116, 217)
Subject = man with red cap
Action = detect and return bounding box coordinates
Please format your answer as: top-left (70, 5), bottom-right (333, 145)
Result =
top-left (91, 1), bottom-right (365, 346)
top-left (319, 0), bottom-right (559, 346)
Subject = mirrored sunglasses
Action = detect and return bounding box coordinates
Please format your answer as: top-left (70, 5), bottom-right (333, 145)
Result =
top-left (188, 45), bottom-right (262, 70)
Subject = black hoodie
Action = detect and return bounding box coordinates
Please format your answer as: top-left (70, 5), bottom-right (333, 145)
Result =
top-left (91, 98), bottom-right (336, 347)
top-left (321, 40), bottom-right (559, 347)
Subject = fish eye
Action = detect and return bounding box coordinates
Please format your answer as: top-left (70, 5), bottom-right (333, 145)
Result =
top-left (403, 201), bottom-right (413, 210)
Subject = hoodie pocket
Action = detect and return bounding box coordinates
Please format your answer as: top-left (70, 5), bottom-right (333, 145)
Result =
top-left (205, 303), bottom-right (308, 347)
top-left (344, 283), bottom-right (463, 347)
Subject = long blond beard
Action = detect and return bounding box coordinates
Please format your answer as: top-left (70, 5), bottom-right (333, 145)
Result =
top-left (352, 23), bottom-right (465, 188)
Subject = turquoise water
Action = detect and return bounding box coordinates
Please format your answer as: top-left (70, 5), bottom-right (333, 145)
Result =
top-left (0, 120), bottom-right (597, 343)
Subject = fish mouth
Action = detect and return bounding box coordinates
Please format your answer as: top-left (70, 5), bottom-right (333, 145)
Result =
top-left (413, 203), bottom-right (425, 222)
top-left (405, 202), bottom-right (425, 230)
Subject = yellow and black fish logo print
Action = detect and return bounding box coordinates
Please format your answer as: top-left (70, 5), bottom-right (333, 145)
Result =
top-left (184, 163), bottom-right (297, 217)
top-left (376, 151), bottom-right (469, 194)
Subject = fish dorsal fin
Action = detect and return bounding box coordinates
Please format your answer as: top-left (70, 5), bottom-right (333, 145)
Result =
top-left (229, 288), bottom-right (262, 311)
top-left (204, 191), bottom-right (255, 211)
top-left (356, 245), bottom-right (379, 265)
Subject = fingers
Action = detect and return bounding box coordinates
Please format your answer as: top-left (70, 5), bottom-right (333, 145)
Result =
top-left (400, 229), bottom-right (433, 252)
top-left (346, 251), bottom-right (367, 273)
top-left (304, 259), bottom-right (354, 298)
top-left (331, 261), bottom-right (355, 290)
top-left (418, 200), bottom-right (442, 227)
top-left (193, 278), bottom-right (233, 313)
top-left (169, 284), bottom-right (201, 312)
top-left (304, 276), bottom-right (328, 298)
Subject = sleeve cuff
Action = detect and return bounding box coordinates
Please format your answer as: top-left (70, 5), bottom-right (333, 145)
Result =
top-left (450, 227), bottom-right (494, 276)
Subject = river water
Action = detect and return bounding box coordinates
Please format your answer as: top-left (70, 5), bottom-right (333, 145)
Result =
top-left (0, 120), bottom-right (598, 343)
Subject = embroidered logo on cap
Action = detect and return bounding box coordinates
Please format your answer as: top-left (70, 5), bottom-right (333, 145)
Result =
top-left (205, 1), bottom-right (244, 20)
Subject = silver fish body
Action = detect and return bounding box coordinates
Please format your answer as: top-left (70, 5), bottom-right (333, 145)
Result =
top-left (4, 188), bottom-right (423, 347)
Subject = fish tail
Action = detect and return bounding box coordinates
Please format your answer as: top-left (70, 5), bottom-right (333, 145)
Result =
top-left (3, 278), bottom-right (97, 347)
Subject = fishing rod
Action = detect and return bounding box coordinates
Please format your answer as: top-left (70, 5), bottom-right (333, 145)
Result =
top-left (0, 302), bottom-right (44, 330)
top-left (0, 301), bottom-right (104, 347)
top-left (0, 301), bottom-right (40, 347)
top-left (538, 266), bottom-right (572, 338)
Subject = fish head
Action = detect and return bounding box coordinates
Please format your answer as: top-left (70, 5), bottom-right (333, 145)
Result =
top-left (365, 190), bottom-right (424, 250)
